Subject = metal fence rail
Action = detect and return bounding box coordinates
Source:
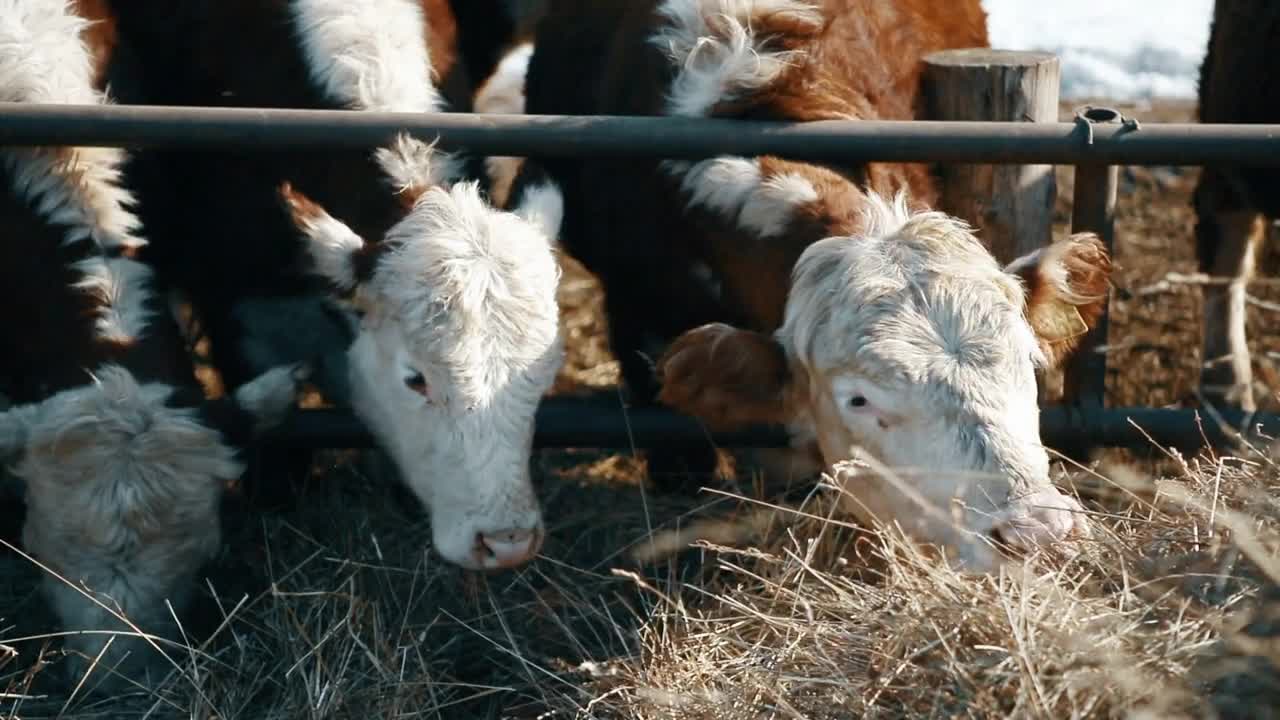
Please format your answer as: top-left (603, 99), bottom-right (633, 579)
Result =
top-left (6, 100), bottom-right (1279, 453)
top-left (268, 399), bottom-right (1280, 453)
top-left (2, 102), bottom-right (1280, 166)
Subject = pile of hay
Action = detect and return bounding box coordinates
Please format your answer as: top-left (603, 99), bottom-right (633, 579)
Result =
top-left (4, 440), bottom-right (1279, 719)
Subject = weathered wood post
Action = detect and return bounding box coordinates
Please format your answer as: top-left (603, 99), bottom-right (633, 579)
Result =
top-left (922, 49), bottom-right (1061, 267)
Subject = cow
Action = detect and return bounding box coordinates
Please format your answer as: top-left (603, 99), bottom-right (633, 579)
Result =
top-left (0, 0), bottom-right (306, 683)
top-left (75, 0), bottom-right (568, 571)
top-left (1192, 0), bottom-right (1280, 412)
top-left (511, 0), bottom-right (1113, 572)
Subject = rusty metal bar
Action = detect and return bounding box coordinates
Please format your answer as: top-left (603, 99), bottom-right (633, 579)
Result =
top-left (1, 103), bottom-right (1280, 166)
top-left (265, 402), bottom-right (1280, 454)
top-left (1064, 106), bottom-right (1124, 414)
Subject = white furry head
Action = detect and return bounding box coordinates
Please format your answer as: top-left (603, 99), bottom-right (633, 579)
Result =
top-left (2, 360), bottom-right (304, 682)
top-left (658, 192), bottom-right (1112, 572)
top-left (283, 181), bottom-right (564, 571)
top-left (6, 365), bottom-right (242, 679)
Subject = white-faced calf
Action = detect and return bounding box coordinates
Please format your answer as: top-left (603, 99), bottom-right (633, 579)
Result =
top-left (77, 0), bottom-right (567, 570)
top-left (517, 0), bottom-right (1112, 571)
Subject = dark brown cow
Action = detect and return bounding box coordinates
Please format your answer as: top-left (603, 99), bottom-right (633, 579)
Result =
top-left (448, 0), bottom-right (546, 97)
top-left (0, 0), bottom-right (304, 684)
top-left (73, 0), bottom-right (567, 573)
top-left (1193, 0), bottom-right (1280, 411)
top-left (513, 0), bottom-right (1113, 572)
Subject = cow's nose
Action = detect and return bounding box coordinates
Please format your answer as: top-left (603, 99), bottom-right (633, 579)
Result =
top-left (988, 488), bottom-right (1091, 554)
top-left (474, 526), bottom-right (543, 569)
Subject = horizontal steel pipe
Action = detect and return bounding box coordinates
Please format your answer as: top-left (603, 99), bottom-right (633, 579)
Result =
top-left (2, 103), bottom-right (1280, 166)
top-left (265, 401), bottom-right (1280, 452)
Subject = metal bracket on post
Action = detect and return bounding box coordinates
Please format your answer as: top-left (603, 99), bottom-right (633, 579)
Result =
top-left (1062, 106), bottom-right (1128, 455)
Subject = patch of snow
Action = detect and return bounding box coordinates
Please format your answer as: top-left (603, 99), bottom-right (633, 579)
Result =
top-left (982, 0), bottom-right (1215, 102)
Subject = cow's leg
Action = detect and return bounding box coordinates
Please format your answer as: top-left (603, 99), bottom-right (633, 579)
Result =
top-left (1198, 205), bottom-right (1267, 411)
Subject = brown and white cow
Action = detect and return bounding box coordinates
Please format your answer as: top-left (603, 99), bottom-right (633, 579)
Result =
top-left (513, 0), bottom-right (1112, 572)
top-left (1192, 0), bottom-right (1280, 412)
top-left (76, 0), bottom-right (566, 570)
top-left (0, 0), bottom-right (305, 682)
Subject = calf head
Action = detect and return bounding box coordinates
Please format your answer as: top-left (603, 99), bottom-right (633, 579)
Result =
top-left (281, 173), bottom-right (564, 571)
top-left (0, 363), bottom-right (304, 685)
top-left (659, 193), bottom-right (1111, 571)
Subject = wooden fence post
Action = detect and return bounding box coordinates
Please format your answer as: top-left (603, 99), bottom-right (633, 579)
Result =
top-left (922, 49), bottom-right (1061, 267)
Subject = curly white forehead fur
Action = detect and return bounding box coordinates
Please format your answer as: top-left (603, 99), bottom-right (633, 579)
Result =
top-left (779, 192), bottom-right (1042, 385)
top-left (371, 181), bottom-right (564, 405)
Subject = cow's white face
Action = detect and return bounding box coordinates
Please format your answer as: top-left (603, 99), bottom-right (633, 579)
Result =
top-left (284, 177), bottom-right (564, 571)
top-left (659, 194), bottom-right (1111, 572)
top-left (0, 363), bottom-right (302, 683)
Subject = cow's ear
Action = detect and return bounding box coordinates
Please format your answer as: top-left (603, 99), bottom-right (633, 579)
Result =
top-left (1005, 233), bottom-right (1112, 369)
top-left (505, 158), bottom-right (564, 243)
top-left (657, 323), bottom-right (793, 429)
top-left (280, 183), bottom-right (379, 297)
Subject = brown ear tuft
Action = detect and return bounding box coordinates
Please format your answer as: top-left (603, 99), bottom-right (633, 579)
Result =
top-left (657, 323), bottom-right (792, 430)
top-left (1009, 232), bottom-right (1114, 368)
top-left (392, 183), bottom-right (429, 213)
top-left (1055, 232), bottom-right (1112, 328)
top-left (279, 181), bottom-right (325, 227)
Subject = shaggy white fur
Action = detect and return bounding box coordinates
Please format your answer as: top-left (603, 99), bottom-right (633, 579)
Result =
top-left (7, 367), bottom-right (241, 679)
top-left (290, 0), bottom-right (443, 113)
top-left (71, 256), bottom-right (158, 344)
top-left (0, 0), bottom-right (145, 253)
top-left (672, 156), bottom-right (818, 238)
top-left (0, 0), bottom-right (153, 348)
top-left (651, 1), bottom-right (822, 238)
top-left (0, 364), bottom-right (304, 680)
top-left (650, 0), bottom-right (821, 117)
top-left (291, 0), bottom-right (464, 191)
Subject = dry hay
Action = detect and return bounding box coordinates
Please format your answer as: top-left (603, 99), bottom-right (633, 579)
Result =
top-left (4, 100), bottom-right (1280, 718)
top-left (553, 446), bottom-right (1280, 720)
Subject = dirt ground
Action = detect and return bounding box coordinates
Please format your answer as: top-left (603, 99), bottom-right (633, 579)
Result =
top-left (3, 99), bottom-right (1280, 719)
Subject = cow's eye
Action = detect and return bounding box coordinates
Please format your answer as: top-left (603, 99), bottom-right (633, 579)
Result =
top-left (404, 371), bottom-right (430, 399)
